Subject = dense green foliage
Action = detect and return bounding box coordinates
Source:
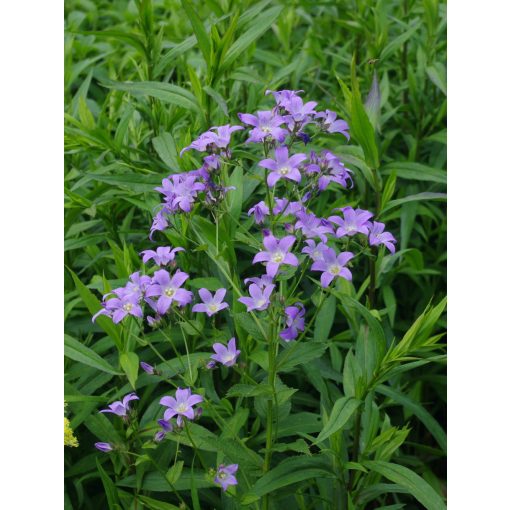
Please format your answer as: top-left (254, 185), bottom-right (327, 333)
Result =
top-left (64, 1), bottom-right (446, 508)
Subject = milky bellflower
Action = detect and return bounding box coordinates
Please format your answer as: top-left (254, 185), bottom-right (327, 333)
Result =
top-left (160, 388), bottom-right (203, 427)
top-left (306, 151), bottom-right (353, 191)
top-left (145, 269), bottom-right (193, 314)
top-left (156, 174), bottom-right (206, 213)
top-left (215, 464), bottom-right (239, 492)
top-left (328, 207), bottom-right (373, 237)
top-left (253, 234), bottom-right (299, 277)
top-left (280, 303), bottom-right (306, 341)
top-left (311, 248), bottom-right (354, 287)
top-left (238, 111), bottom-right (288, 143)
top-left (301, 240), bottom-right (330, 261)
top-left (92, 293), bottom-right (143, 324)
top-left (154, 419), bottom-right (173, 442)
top-left (141, 246), bottom-right (185, 266)
top-left (272, 198), bottom-right (305, 217)
top-left (247, 201), bottom-right (270, 224)
top-left (100, 393), bottom-right (139, 417)
top-left (192, 288), bottom-right (229, 316)
top-left (210, 338), bottom-right (241, 367)
top-left (266, 89), bottom-right (304, 110)
top-left (180, 124), bottom-right (243, 156)
top-left (259, 146), bottom-right (306, 188)
top-left (95, 442), bottom-right (113, 453)
top-left (294, 211), bottom-right (334, 243)
top-left (244, 274), bottom-right (274, 288)
top-left (140, 362), bottom-right (155, 375)
top-left (315, 110), bottom-right (350, 139)
top-left (238, 283), bottom-right (275, 312)
top-left (368, 221), bottom-right (397, 254)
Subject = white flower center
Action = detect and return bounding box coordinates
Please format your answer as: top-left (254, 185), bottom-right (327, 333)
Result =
top-left (123, 303), bottom-right (133, 311)
top-left (208, 303), bottom-right (218, 312)
top-left (219, 472), bottom-right (227, 479)
top-left (279, 166), bottom-right (290, 175)
top-left (329, 264), bottom-right (341, 275)
top-left (346, 224), bottom-right (357, 233)
top-left (176, 403), bottom-right (188, 413)
top-left (261, 126), bottom-right (271, 133)
top-left (255, 298), bottom-right (266, 308)
top-left (223, 353), bottom-right (235, 363)
top-left (165, 287), bottom-right (176, 297)
top-left (271, 250), bottom-right (284, 263)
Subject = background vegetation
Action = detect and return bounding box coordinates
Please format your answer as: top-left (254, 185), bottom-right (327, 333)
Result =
top-left (64, 0), bottom-right (446, 508)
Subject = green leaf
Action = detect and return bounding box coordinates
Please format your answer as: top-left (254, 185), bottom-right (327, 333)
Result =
top-left (152, 132), bottom-right (180, 171)
top-left (181, 0), bottom-right (211, 66)
top-left (226, 383), bottom-right (272, 398)
top-left (315, 397), bottom-right (361, 443)
top-left (382, 192), bottom-right (447, 214)
top-left (313, 295), bottom-right (336, 342)
top-left (137, 495), bottom-right (180, 510)
top-left (221, 6), bottom-right (283, 70)
top-left (243, 455), bottom-right (335, 501)
top-left (350, 56), bottom-right (379, 170)
top-left (203, 85), bottom-right (229, 117)
top-left (380, 162), bottom-right (446, 185)
top-left (379, 23), bottom-right (420, 61)
top-left (67, 267), bottom-right (122, 350)
top-left (375, 385), bottom-right (446, 452)
top-left (64, 334), bottom-right (121, 375)
top-left (120, 352), bottom-right (139, 389)
top-left (363, 461), bottom-right (446, 510)
top-left (96, 459), bottom-right (121, 509)
top-left (426, 63), bottom-right (447, 95)
top-left (188, 277), bottom-right (224, 290)
top-left (166, 460), bottom-right (184, 485)
top-left (276, 342), bottom-right (327, 372)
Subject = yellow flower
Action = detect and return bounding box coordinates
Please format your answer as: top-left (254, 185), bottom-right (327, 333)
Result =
top-left (64, 403), bottom-right (79, 447)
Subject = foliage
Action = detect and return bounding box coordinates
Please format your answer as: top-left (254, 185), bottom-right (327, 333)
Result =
top-left (64, 1), bottom-right (446, 509)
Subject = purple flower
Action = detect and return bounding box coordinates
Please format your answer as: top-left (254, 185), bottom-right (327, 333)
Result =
top-left (283, 96), bottom-right (318, 130)
top-left (238, 283), bottom-right (275, 312)
top-left (253, 234), bottom-right (299, 277)
top-left (294, 211), bottom-right (334, 243)
top-left (280, 303), bottom-right (306, 341)
top-left (272, 198), bottom-right (305, 217)
top-left (266, 89), bottom-right (304, 109)
top-left (92, 293), bottom-right (143, 324)
top-left (243, 274), bottom-right (274, 288)
top-left (147, 314), bottom-right (163, 327)
top-left (160, 387), bottom-right (203, 427)
top-left (306, 151), bottom-right (353, 191)
top-left (180, 125), bottom-right (243, 156)
top-left (192, 288), bottom-right (229, 316)
top-left (154, 419), bottom-right (173, 442)
top-left (301, 240), bottom-right (330, 261)
top-left (238, 111), bottom-right (288, 143)
top-left (328, 207), bottom-right (373, 237)
top-left (150, 209), bottom-right (170, 239)
top-left (210, 338), bottom-right (240, 367)
top-left (145, 269), bottom-right (193, 314)
top-left (315, 110), bottom-right (350, 139)
top-left (368, 221), bottom-right (397, 254)
top-left (215, 464), bottom-right (239, 492)
top-left (100, 393), bottom-right (139, 417)
top-left (259, 146), bottom-right (306, 188)
top-left (247, 201), bottom-right (270, 224)
top-left (95, 442), bottom-right (113, 452)
top-left (140, 362), bottom-right (155, 375)
top-left (156, 174), bottom-right (206, 213)
top-left (125, 272), bottom-right (152, 296)
top-left (141, 246), bottom-right (185, 266)
top-left (311, 248), bottom-right (354, 287)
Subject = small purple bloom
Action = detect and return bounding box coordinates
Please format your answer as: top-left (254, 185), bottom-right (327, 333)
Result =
top-left (215, 464), bottom-right (239, 492)
top-left (154, 419), bottom-right (173, 442)
top-left (160, 388), bottom-right (203, 427)
top-left (328, 207), bottom-right (373, 237)
top-left (247, 201), bottom-right (270, 224)
top-left (145, 269), bottom-right (193, 314)
top-left (306, 151), bottom-right (353, 191)
top-left (280, 303), bottom-right (306, 341)
top-left (180, 125), bottom-right (243, 156)
top-left (150, 209), bottom-right (169, 239)
top-left (243, 274), bottom-right (274, 288)
top-left (141, 246), bottom-right (185, 266)
top-left (301, 240), bottom-right (330, 261)
top-left (92, 293), bottom-right (143, 324)
top-left (294, 211), bottom-right (334, 243)
top-left (238, 111), bottom-right (288, 143)
top-left (95, 442), bottom-right (113, 452)
top-left (238, 283), bottom-right (275, 312)
top-left (100, 393), bottom-right (139, 417)
top-left (140, 362), bottom-right (155, 375)
top-left (266, 89), bottom-right (304, 109)
top-left (272, 198), bottom-right (305, 217)
top-left (311, 248), bottom-right (354, 288)
top-left (210, 338), bottom-right (240, 367)
top-left (253, 234), bottom-right (299, 277)
top-left (315, 110), bottom-right (350, 140)
top-left (156, 174), bottom-right (206, 213)
top-left (368, 221), bottom-right (397, 254)
top-left (259, 146), bottom-right (306, 188)
top-left (154, 431), bottom-right (166, 442)
top-left (192, 288), bottom-right (229, 317)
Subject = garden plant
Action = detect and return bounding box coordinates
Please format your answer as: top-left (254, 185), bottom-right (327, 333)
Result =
top-left (64, 1), bottom-right (447, 509)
